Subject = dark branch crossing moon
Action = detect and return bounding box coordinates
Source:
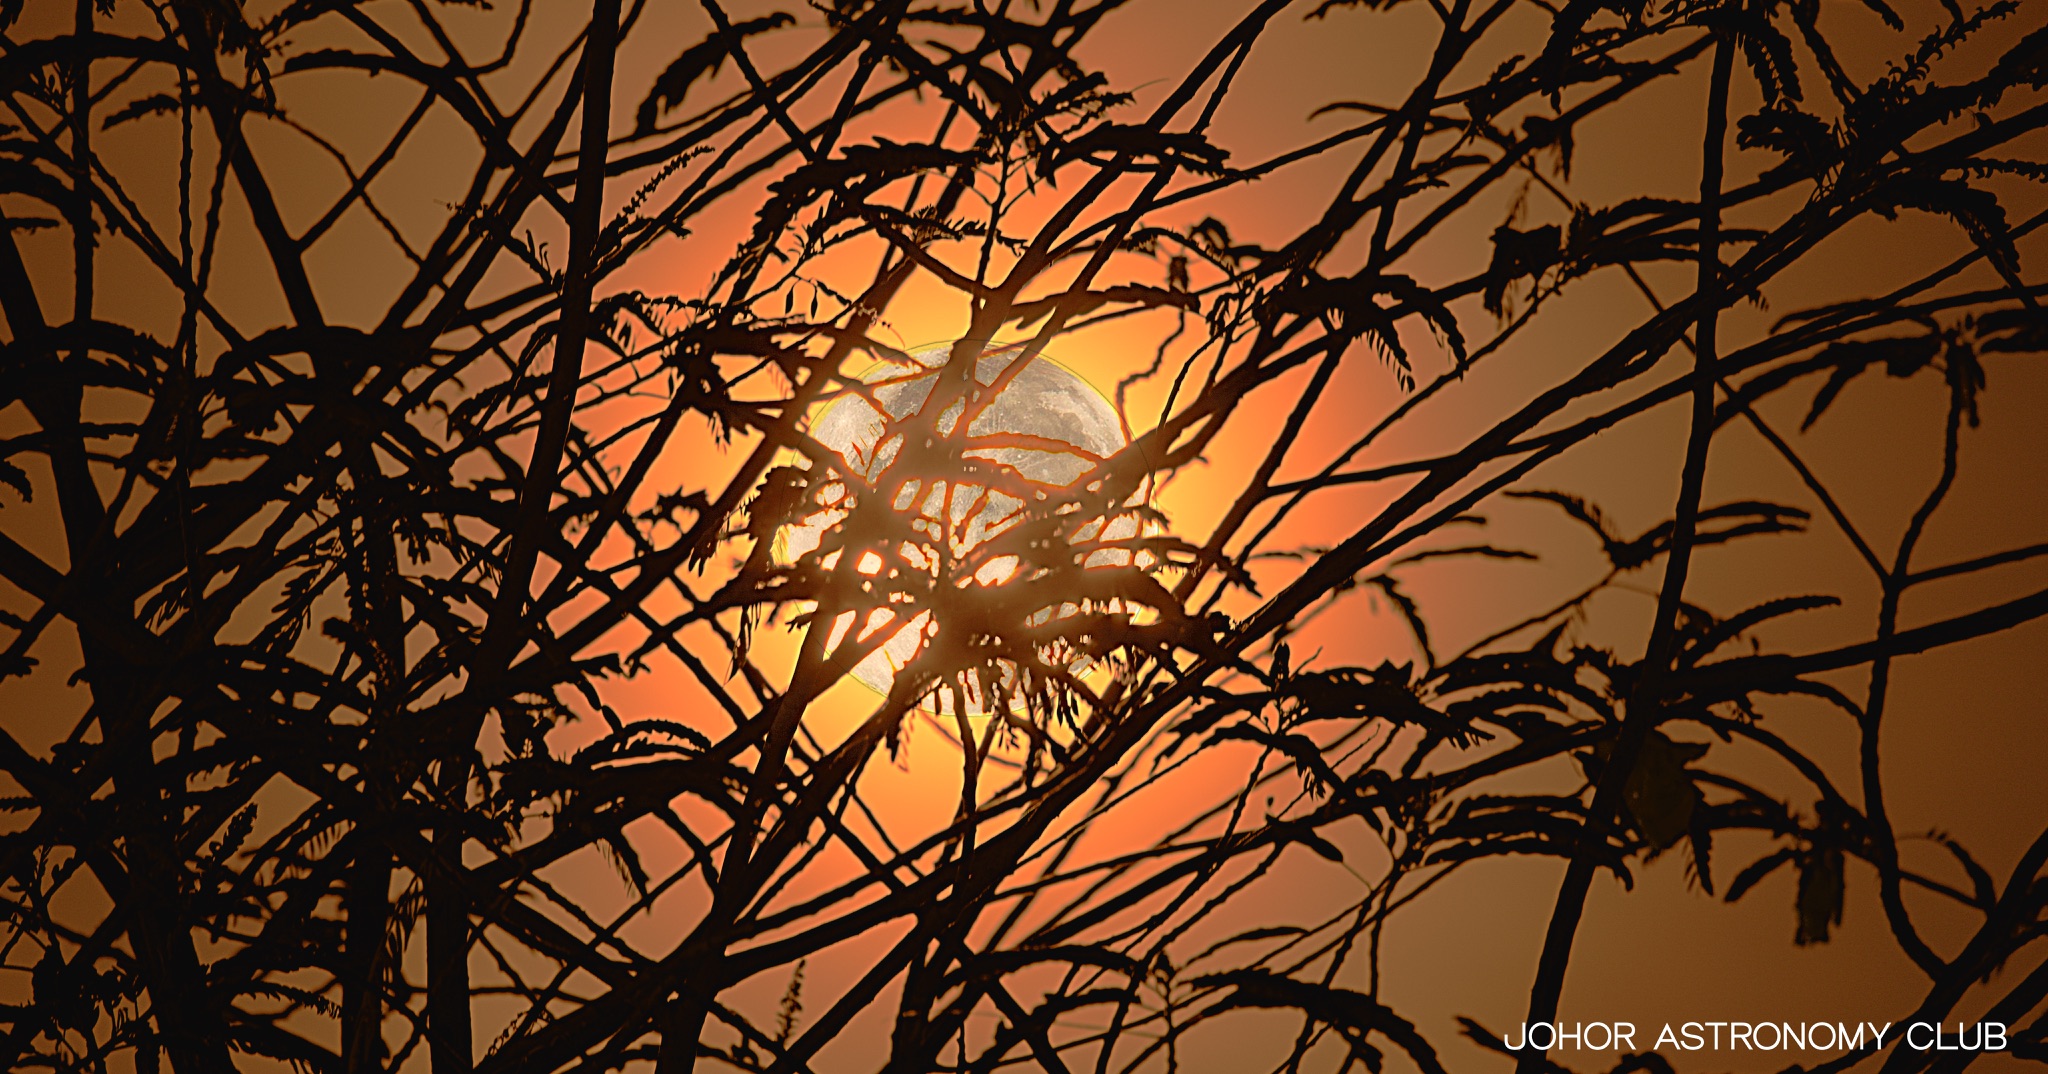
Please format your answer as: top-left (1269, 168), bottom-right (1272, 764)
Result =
top-left (782, 341), bottom-right (1140, 711)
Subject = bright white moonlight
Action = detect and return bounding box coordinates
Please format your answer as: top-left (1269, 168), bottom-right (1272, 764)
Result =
top-left (780, 340), bottom-right (1140, 709)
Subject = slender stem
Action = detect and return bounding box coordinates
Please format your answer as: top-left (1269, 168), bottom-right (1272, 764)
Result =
top-left (1861, 375), bottom-right (1971, 979)
top-left (1516, 28), bottom-right (1734, 1071)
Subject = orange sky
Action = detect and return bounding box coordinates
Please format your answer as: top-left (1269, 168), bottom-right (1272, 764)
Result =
top-left (4, 0), bottom-right (2047, 1071)
top-left (578, 4), bottom-right (2048, 1069)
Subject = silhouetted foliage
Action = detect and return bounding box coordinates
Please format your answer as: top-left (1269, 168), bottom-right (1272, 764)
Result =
top-left (2, 1), bottom-right (2046, 1073)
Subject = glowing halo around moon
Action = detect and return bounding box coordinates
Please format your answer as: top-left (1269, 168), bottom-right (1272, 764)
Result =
top-left (774, 340), bottom-right (1148, 716)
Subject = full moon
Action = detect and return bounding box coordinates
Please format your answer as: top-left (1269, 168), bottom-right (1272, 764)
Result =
top-left (782, 340), bottom-right (1137, 709)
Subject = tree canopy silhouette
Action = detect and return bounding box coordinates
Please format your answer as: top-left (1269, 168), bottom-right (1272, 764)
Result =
top-left (2, 1), bottom-right (2047, 1073)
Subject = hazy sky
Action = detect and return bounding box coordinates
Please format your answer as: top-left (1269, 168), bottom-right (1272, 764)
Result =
top-left (3, 1), bottom-right (2046, 1071)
